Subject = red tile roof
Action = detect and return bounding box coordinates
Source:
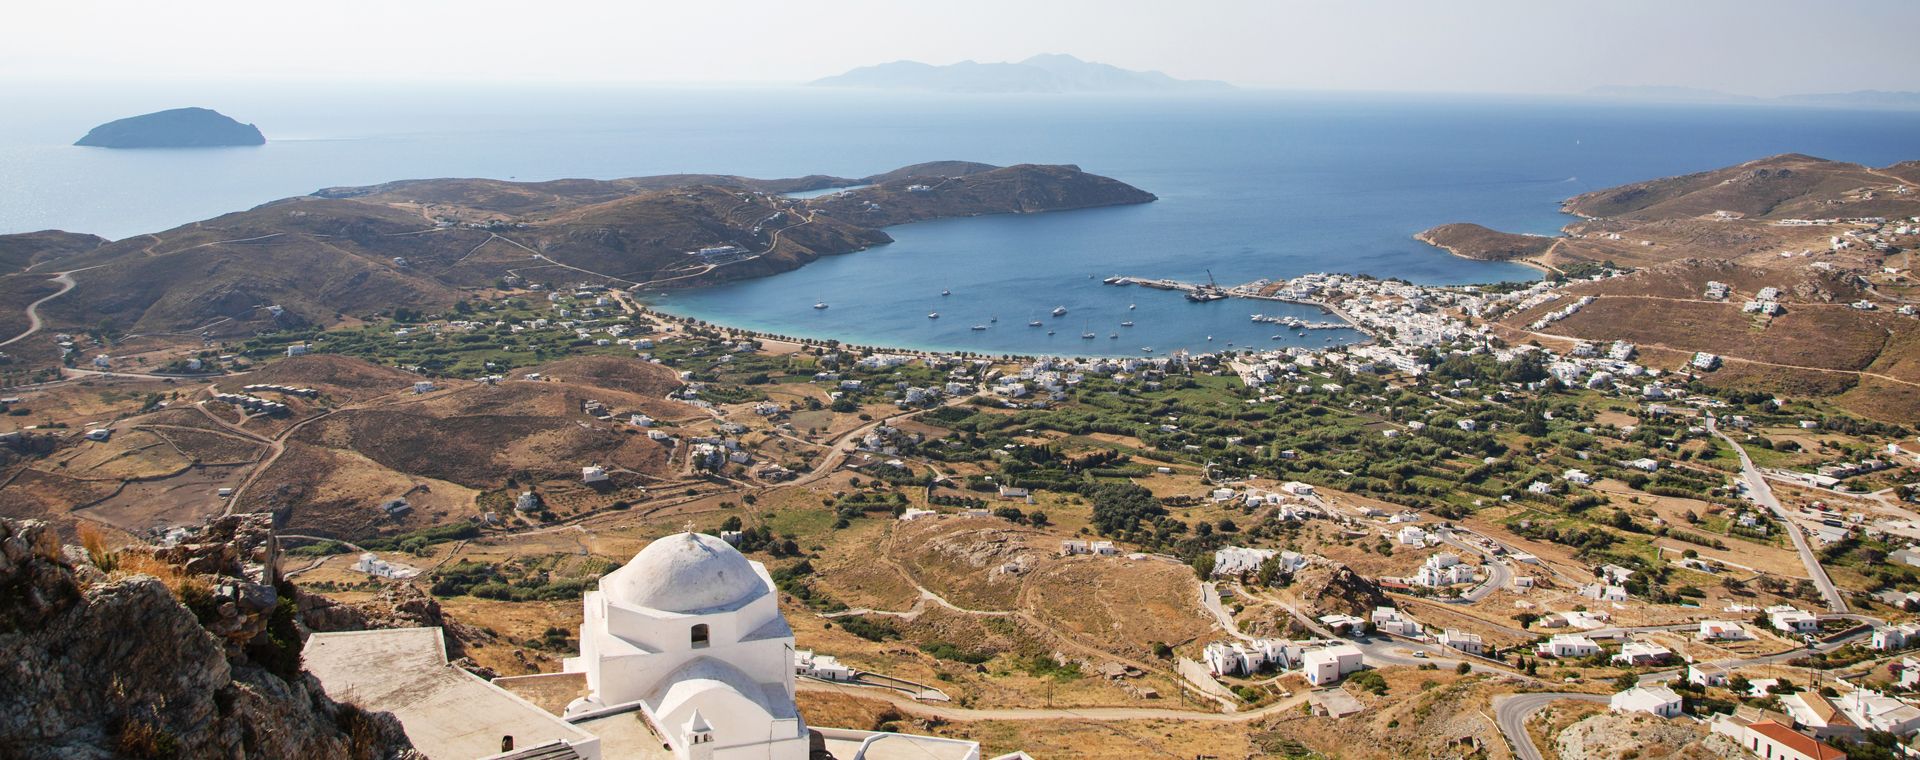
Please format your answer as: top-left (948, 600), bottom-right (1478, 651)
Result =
top-left (1748, 720), bottom-right (1847, 760)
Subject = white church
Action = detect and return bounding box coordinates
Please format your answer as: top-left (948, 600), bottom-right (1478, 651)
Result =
top-left (309, 531), bottom-right (1001, 760)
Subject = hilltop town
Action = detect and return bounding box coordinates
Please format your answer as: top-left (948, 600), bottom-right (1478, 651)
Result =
top-left (2, 154), bottom-right (1919, 759)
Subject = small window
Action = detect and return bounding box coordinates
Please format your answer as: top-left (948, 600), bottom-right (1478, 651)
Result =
top-left (691, 623), bottom-right (710, 648)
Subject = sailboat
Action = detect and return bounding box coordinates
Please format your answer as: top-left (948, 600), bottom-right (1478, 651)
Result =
top-left (812, 301), bottom-right (828, 310)
top-left (941, 289), bottom-right (951, 296)
top-left (927, 311), bottom-right (939, 319)
top-left (1079, 321), bottom-right (1095, 339)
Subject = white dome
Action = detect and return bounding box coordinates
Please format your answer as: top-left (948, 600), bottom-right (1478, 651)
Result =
top-left (602, 532), bottom-right (766, 613)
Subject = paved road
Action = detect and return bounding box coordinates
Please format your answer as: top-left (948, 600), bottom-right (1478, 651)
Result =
top-left (795, 680), bottom-right (1309, 722)
top-left (1494, 692), bottom-right (1608, 760)
top-left (1708, 415), bottom-right (1848, 613)
top-left (1438, 534), bottom-right (1511, 603)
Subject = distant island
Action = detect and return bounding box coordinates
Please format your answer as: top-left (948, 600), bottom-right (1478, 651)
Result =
top-left (74, 107), bottom-right (265, 148)
top-left (812, 53), bottom-right (1233, 94)
top-left (1587, 85), bottom-right (1920, 110)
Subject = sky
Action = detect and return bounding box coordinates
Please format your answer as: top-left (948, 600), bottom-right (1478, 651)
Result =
top-left (5, 0), bottom-right (1918, 96)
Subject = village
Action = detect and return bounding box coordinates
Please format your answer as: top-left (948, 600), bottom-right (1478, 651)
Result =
top-left (7, 233), bottom-right (1920, 759)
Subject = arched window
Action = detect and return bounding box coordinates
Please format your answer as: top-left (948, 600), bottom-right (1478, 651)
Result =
top-left (691, 623), bottom-right (710, 648)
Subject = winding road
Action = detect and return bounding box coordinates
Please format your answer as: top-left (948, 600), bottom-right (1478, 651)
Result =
top-left (0, 269), bottom-right (87, 348)
top-left (1494, 692), bottom-right (1608, 760)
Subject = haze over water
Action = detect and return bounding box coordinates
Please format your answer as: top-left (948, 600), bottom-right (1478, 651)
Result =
top-left (5, 84), bottom-right (1920, 356)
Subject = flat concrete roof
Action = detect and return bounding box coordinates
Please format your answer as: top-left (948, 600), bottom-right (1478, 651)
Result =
top-left (307, 628), bottom-right (597, 759)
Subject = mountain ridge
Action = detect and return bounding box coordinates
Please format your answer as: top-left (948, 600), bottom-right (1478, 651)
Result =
top-left (813, 54), bottom-right (1233, 94)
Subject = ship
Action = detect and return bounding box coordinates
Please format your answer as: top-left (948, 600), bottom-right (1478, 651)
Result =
top-left (1051, 305), bottom-right (1068, 316)
top-left (927, 312), bottom-right (939, 319)
top-left (941, 289), bottom-right (951, 296)
top-left (1120, 321), bottom-right (1134, 327)
top-left (812, 302), bottom-right (828, 310)
top-left (970, 324), bottom-right (988, 331)
top-left (1184, 269), bottom-right (1230, 302)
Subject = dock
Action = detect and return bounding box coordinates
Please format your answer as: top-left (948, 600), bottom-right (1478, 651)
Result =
top-left (1104, 275), bottom-right (1322, 308)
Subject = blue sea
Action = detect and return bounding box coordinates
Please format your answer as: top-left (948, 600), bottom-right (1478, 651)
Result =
top-left (5, 83), bottom-right (1920, 356)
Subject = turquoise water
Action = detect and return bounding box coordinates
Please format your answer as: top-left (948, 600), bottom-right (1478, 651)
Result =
top-left (4, 84), bottom-right (1919, 355)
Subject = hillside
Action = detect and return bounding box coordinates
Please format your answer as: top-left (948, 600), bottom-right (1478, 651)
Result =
top-left (1426, 153), bottom-right (1920, 422)
top-left (1561, 154), bottom-right (1920, 221)
top-left (1414, 223), bottom-right (1556, 262)
top-left (0, 230), bottom-right (106, 274)
top-left (1, 161), bottom-right (1151, 341)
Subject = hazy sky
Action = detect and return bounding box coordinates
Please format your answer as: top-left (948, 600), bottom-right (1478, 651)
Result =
top-left (6, 0), bottom-right (1917, 95)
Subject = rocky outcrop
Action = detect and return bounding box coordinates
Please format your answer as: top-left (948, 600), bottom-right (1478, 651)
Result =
top-left (1554, 710), bottom-right (1739, 760)
top-left (1290, 559), bottom-right (1388, 617)
top-left (0, 515), bottom-right (417, 759)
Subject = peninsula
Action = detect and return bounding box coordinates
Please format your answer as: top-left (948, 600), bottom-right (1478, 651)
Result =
top-left (1413, 222), bottom-right (1557, 263)
top-left (0, 161), bottom-right (1151, 342)
top-left (74, 107), bottom-right (266, 148)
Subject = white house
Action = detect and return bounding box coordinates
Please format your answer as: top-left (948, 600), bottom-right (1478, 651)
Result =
top-left (794, 650), bottom-right (854, 682)
top-left (1780, 692), bottom-right (1857, 742)
top-left (1835, 688), bottom-right (1920, 736)
top-left (1578, 583), bottom-right (1628, 602)
top-left (1397, 525), bottom-right (1430, 546)
top-left (582, 465), bottom-right (610, 484)
top-left (350, 552), bottom-right (419, 580)
top-left (1872, 623), bottom-right (1920, 651)
top-left (1768, 605), bottom-right (1820, 635)
top-left (1438, 629), bottom-right (1484, 656)
top-left (1611, 641), bottom-right (1673, 666)
top-left (1697, 620), bottom-right (1750, 642)
top-left (1610, 685), bottom-right (1683, 718)
top-left (1212, 546), bottom-right (1279, 578)
top-left (1370, 607), bottom-right (1424, 637)
top-left (1536, 634), bottom-right (1600, 659)
top-left (1687, 662), bottom-right (1729, 688)
top-left (1713, 717), bottom-right (1847, 760)
top-left (1301, 643), bottom-right (1365, 686)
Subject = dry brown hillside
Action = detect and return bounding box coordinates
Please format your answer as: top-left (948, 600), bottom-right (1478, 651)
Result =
top-left (1562, 153), bottom-right (1920, 221)
top-left (2, 162), bottom-right (1150, 341)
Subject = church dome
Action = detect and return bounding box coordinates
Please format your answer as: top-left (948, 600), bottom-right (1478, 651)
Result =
top-left (602, 532), bottom-right (766, 613)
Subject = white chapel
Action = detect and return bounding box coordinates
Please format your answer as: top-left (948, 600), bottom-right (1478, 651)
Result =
top-left (564, 531), bottom-right (808, 759)
top-left (307, 530), bottom-right (1001, 760)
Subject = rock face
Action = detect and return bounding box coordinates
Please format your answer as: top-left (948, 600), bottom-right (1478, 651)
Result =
top-left (74, 107), bottom-right (265, 148)
top-left (0, 515), bottom-right (416, 759)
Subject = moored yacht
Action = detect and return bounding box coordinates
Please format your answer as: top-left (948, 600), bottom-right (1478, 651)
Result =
top-left (1051, 305), bottom-right (1068, 316)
